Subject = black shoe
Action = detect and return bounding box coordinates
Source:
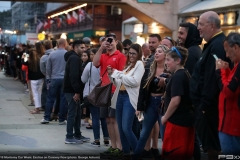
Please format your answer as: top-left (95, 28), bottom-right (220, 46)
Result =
top-left (103, 140), bottom-right (109, 146)
top-left (123, 154), bottom-right (132, 160)
top-left (90, 141), bottom-right (100, 147)
top-left (151, 148), bottom-right (160, 159)
top-left (141, 149), bottom-right (153, 158)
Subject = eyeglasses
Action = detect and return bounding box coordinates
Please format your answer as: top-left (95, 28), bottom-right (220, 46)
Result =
top-left (128, 52), bottom-right (137, 56)
top-left (171, 47), bottom-right (182, 60)
top-left (124, 48), bottom-right (129, 51)
top-left (164, 36), bottom-right (174, 45)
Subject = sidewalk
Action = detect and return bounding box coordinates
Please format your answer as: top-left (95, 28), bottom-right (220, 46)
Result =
top-left (0, 72), bottom-right (110, 156)
top-left (0, 71), bottom-right (207, 159)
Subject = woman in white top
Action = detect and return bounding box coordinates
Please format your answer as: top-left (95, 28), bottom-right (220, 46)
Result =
top-left (107, 44), bottom-right (144, 158)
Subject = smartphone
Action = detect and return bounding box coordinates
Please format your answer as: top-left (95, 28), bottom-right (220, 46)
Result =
top-left (212, 54), bottom-right (218, 60)
top-left (107, 38), bottom-right (113, 44)
top-left (138, 112), bottom-right (144, 122)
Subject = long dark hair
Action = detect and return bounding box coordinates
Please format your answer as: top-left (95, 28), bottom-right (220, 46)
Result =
top-left (35, 42), bottom-right (45, 58)
top-left (124, 43), bottom-right (142, 70)
top-left (28, 49), bottom-right (39, 72)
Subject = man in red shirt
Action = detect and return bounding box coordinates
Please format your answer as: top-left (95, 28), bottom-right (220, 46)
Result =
top-left (93, 33), bottom-right (126, 158)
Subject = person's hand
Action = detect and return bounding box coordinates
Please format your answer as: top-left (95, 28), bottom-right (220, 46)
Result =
top-left (73, 93), bottom-right (80, 103)
top-left (157, 77), bottom-right (166, 87)
top-left (216, 59), bottom-right (229, 70)
top-left (100, 40), bottom-right (107, 50)
top-left (135, 111), bottom-right (140, 116)
top-left (107, 65), bottom-right (113, 75)
top-left (161, 116), bottom-right (167, 125)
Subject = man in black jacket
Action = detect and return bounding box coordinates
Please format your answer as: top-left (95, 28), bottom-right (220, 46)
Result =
top-left (178, 22), bottom-right (202, 75)
top-left (190, 11), bottom-right (228, 159)
top-left (63, 40), bottom-right (90, 144)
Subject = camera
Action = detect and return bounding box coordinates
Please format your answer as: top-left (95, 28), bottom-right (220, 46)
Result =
top-left (107, 38), bottom-right (113, 44)
top-left (154, 73), bottom-right (169, 85)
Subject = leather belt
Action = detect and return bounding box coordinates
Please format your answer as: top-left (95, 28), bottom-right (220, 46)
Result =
top-left (119, 90), bottom-right (128, 94)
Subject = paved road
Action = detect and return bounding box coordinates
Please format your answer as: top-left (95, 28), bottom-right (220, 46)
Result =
top-left (0, 72), bottom-right (111, 157)
top-left (0, 71), bottom-right (207, 159)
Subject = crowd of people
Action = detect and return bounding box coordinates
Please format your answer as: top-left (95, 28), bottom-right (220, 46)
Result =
top-left (1, 10), bottom-right (240, 160)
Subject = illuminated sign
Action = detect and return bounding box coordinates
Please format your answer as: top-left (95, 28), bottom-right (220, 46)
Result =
top-left (73, 33), bottom-right (84, 38)
top-left (95, 31), bottom-right (105, 36)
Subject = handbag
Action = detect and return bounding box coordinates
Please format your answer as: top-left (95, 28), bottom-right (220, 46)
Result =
top-left (88, 69), bottom-right (112, 107)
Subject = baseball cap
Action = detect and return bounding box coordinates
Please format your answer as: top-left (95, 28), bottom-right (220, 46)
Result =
top-left (83, 37), bottom-right (91, 46)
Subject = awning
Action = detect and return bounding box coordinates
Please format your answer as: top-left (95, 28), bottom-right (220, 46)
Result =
top-left (179, 0), bottom-right (240, 15)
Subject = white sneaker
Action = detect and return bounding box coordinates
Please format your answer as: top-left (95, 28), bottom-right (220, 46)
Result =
top-left (40, 119), bottom-right (49, 124)
top-left (59, 120), bottom-right (67, 125)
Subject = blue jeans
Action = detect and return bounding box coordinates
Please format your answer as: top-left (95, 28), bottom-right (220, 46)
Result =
top-left (132, 116), bottom-right (140, 140)
top-left (116, 92), bottom-right (137, 154)
top-left (158, 114), bottom-right (166, 140)
top-left (65, 93), bottom-right (82, 139)
top-left (134, 96), bottom-right (161, 155)
top-left (44, 79), bottom-right (67, 122)
top-left (89, 105), bottom-right (109, 141)
top-left (41, 78), bottom-right (47, 109)
top-left (219, 131), bottom-right (240, 155)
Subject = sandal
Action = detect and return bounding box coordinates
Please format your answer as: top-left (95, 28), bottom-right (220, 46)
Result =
top-left (29, 109), bottom-right (40, 114)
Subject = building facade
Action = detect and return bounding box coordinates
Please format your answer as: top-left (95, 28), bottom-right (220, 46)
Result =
top-left (11, 2), bottom-right (46, 33)
top-left (44, 3), bottom-right (131, 45)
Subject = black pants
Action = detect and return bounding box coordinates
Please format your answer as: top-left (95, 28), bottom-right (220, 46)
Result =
top-left (195, 104), bottom-right (221, 152)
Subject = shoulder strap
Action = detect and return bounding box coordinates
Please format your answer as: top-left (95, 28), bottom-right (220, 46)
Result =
top-left (88, 63), bottom-right (92, 94)
top-left (185, 70), bottom-right (191, 80)
top-left (101, 69), bottom-right (108, 78)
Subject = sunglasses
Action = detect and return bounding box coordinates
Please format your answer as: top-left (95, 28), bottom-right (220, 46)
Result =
top-left (164, 36), bottom-right (174, 44)
top-left (171, 47), bottom-right (182, 60)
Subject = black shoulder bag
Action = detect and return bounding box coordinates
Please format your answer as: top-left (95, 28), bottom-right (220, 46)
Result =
top-left (88, 69), bottom-right (113, 107)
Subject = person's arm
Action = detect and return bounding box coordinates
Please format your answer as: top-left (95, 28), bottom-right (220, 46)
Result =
top-left (200, 45), bottom-right (226, 112)
top-left (40, 56), bottom-right (46, 75)
top-left (93, 42), bottom-right (106, 67)
top-left (69, 56), bottom-right (81, 94)
top-left (161, 96), bottom-right (181, 125)
top-left (185, 47), bottom-right (201, 75)
top-left (81, 62), bottom-right (90, 83)
top-left (218, 63), bottom-right (240, 97)
top-left (120, 62), bottom-right (144, 87)
top-left (46, 56), bottom-right (52, 79)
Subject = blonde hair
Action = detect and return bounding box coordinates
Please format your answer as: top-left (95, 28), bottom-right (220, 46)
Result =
top-left (144, 45), bottom-right (169, 89)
